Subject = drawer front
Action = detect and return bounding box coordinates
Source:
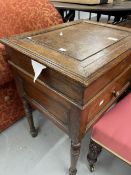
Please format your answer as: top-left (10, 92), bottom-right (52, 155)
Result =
top-left (80, 68), bottom-right (131, 137)
top-left (84, 51), bottom-right (131, 104)
top-left (88, 68), bottom-right (131, 121)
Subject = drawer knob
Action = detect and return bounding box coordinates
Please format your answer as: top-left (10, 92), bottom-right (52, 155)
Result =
top-left (112, 90), bottom-right (120, 97)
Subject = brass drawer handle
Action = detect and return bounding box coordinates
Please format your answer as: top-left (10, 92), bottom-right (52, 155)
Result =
top-left (112, 90), bottom-right (120, 97)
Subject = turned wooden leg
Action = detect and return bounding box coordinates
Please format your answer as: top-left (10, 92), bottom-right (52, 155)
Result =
top-left (87, 139), bottom-right (102, 172)
top-left (23, 98), bottom-right (38, 137)
top-left (69, 142), bottom-right (81, 175)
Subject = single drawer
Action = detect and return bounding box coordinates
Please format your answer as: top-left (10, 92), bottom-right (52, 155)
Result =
top-left (87, 67), bottom-right (131, 121)
top-left (84, 51), bottom-right (131, 104)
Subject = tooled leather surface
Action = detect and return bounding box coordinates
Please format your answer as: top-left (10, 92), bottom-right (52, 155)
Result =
top-left (0, 0), bottom-right (63, 131)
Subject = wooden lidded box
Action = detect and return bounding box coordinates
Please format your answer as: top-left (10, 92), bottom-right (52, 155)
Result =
top-left (1, 20), bottom-right (131, 143)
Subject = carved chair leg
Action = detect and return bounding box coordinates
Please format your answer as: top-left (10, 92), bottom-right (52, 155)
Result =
top-left (23, 98), bottom-right (38, 137)
top-left (69, 142), bottom-right (81, 175)
top-left (87, 139), bottom-right (102, 172)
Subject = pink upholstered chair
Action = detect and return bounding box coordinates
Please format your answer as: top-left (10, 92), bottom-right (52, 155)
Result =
top-left (0, 0), bottom-right (63, 132)
top-left (87, 93), bottom-right (131, 172)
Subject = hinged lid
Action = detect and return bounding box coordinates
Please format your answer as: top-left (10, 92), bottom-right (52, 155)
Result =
top-left (1, 20), bottom-right (131, 86)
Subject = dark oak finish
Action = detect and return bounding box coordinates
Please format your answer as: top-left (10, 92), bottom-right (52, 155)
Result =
top-left (14, 75), bottom-right (38, 137)
top-left (1, 20), bottom-right (131, 175)
top-left (69, 142), bottom-right (81, 175)
top-left (51, 0), bottom-right (131, 23)
top-left (52, 0), bottom-right (131, 12)
top-left (22, 97), bottom-right (38, 137)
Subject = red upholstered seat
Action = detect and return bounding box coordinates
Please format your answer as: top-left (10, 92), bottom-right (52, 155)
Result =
top-left (92, 93), bottom-right (131, 164)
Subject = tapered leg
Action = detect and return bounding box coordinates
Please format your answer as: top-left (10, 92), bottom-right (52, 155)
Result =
top-left (89, 12), bottom-right (92, 20)
top-left (107, 15), bottom-right (111, 23)
top-left (69, 142), bottom-right (81, 175)
top-left (87, 139), bottom-right (102, 172)
top-left (23, 98), bottom-right (38, 137)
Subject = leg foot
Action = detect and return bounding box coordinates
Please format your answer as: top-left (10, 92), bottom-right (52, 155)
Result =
top-left (23, 98), bottom-right (38, 137)
top-left (69, 168), bottom-right (77, 175)
top-left (30, 128), bottom-right (38, 137)
top-left (90, 165), bottom-right (95, 172)
top-left (87, 139), bottom-right (102, 172)
top-left (69, 142), bottom-right (81, 175)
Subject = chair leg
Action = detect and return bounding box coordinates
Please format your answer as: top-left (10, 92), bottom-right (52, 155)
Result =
top-left (107, 15), bottom-right (111, 23)
top-left (89, 12), bottom-right (92, 20)
top-left (87, 139), bottom-right (102, 172)
top-left (97, 13), bottom-right (101, 22)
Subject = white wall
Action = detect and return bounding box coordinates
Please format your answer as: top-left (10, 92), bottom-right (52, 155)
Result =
top-left (75, 11), bottom-right (97, 20)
